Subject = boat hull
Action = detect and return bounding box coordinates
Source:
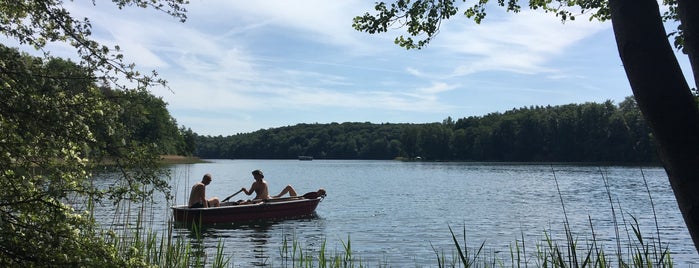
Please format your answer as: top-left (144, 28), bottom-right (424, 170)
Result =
top-left (172, 197), bottom-right (322, 224)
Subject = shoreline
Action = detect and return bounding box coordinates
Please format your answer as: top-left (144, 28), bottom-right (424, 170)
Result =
top-left (159, 155), bottom-right (209, 164)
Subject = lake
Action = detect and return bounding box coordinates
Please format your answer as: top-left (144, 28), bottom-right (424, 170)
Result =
top-left (95, 159), bottom-right (699, 267)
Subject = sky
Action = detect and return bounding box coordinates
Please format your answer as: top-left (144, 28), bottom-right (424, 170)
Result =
top-left (8, 1), bottom-right (696, 136)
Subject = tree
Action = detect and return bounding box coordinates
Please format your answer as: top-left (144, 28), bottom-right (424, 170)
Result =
top-left (179, 126), bottom-right (197, 155)
top-left (104, 88), bottom-right (186, 155)
top-left (0, 0), bottom-right (188, 266)
top-left (353, 0), bottom-right (699, 253)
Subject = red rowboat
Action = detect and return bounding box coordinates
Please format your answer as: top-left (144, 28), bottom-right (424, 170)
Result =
top-left (171, 189), bottom-right (326, 224)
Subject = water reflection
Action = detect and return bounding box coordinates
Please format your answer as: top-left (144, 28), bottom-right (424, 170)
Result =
top-left (171, 213), bottom-right (320, 234)
top-left (170, 213), bottom-right (323, 267)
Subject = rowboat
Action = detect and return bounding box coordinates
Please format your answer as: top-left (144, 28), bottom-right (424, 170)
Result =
top-left (171, 189), bottom-right (326, 224)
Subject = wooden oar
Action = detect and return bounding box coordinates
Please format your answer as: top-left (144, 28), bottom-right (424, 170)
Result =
top-left (263, 195), bottom-right (304, 203)
top-left (263, 190), bottom-right (326, 203)
top-left (221, 189), bottom-right (244, 202)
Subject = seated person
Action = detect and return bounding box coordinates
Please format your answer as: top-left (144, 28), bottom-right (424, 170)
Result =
top-left (189, 173), bottom-right (220, 208)
top-left (241, 169), bottom-right (297, 200)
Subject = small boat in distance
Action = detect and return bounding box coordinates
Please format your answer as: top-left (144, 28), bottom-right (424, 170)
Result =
top-left (298, 155), bottom-right (313, 161)
top-left (171, 189), bottom-right (326, 224)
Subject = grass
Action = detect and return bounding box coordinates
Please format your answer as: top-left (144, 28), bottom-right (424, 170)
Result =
top-left (100, 167), bottom-right (677, 267)
top-left (94, 155), bottom-right (208, 166)
top-left (101, 214), bottom-right (233, 267)
top-left (158, 155), bottom-right (209, 165)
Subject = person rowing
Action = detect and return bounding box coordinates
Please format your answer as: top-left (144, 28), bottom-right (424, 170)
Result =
top-left (240, 169), bottom-right (297, 200)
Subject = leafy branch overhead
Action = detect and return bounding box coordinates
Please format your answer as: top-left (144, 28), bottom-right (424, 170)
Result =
top-left (352, 0), bottom-right (686, 50)
top-left (0, 0), bottom-right (188, 89)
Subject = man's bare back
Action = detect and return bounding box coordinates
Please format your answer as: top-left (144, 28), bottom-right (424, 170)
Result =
top-left (188, 174), bottom-right (220, 208)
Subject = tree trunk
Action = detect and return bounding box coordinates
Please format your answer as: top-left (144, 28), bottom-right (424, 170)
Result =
top-left (609, 0), bottom-right (699, 253)
top-left (677, 0), bottom-right (699, 90)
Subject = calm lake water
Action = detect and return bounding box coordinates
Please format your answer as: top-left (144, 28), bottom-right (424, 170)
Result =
top-left (95, 160), bottom-right (699, 267)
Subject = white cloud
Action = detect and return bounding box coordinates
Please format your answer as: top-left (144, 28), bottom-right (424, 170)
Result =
top-left (417, 82), bottom-right (459, 94)
top-left (434, 9), bottom-right (609, 76)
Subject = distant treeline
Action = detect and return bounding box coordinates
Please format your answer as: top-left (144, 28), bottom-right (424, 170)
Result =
top-left (193, 97), bottom-right (659, 163)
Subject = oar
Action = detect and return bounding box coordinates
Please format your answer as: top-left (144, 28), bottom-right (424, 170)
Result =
top-left (265, 190), bottom-right (327, 202)
top-left (221, 189), bottom-right (244, 202)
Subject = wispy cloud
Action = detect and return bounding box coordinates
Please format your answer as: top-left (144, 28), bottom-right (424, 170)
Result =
top-left (201, 1), bottom-right (382, 52)
top-left (434, 9), bottom-right (609, 76)
top-left (416, 82), bottom-right (459, 94)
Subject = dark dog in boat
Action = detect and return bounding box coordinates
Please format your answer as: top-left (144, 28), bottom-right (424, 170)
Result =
top-left (302, 188), bottom-right (326, 199)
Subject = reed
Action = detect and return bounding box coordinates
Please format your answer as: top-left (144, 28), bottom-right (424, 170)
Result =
top-left (278, 233), bottom-right (376, 268)
top-left (96, 191), bottom-right (231, 268)
top-left (100, 218), bottom-right (235, 267)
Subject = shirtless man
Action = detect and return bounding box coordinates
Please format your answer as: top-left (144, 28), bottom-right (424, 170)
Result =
top-left (188, 173), bottom-right (220, 208)
top-left (241, 169), bottom-right (297, 200)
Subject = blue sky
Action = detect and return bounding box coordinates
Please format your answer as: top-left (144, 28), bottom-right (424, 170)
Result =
top-left (9, 1), bottom-right (695, 136)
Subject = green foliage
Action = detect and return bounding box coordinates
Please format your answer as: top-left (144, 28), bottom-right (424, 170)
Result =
top-left (353, 0), bottom-right (682, 50)
top-left (179, 126), bottom-right (197, 156)
top-left (195, 98), bottom-right (656, 163)
top-left (0, 0), bottom-right (188, 88)
top-left (102, 88), bottom-right (189, 156)
top-left (0, 0), bottom-right (191, 265)
top-left (196, 122), bottom-right (408, 160)
top-left (0, 45), bottom-right (136, 266)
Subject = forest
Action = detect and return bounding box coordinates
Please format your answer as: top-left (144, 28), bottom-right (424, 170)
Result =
top-left (194, 97), bottom-right (659, 163)
top-left (0, 45), bottom-right (196, 158)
